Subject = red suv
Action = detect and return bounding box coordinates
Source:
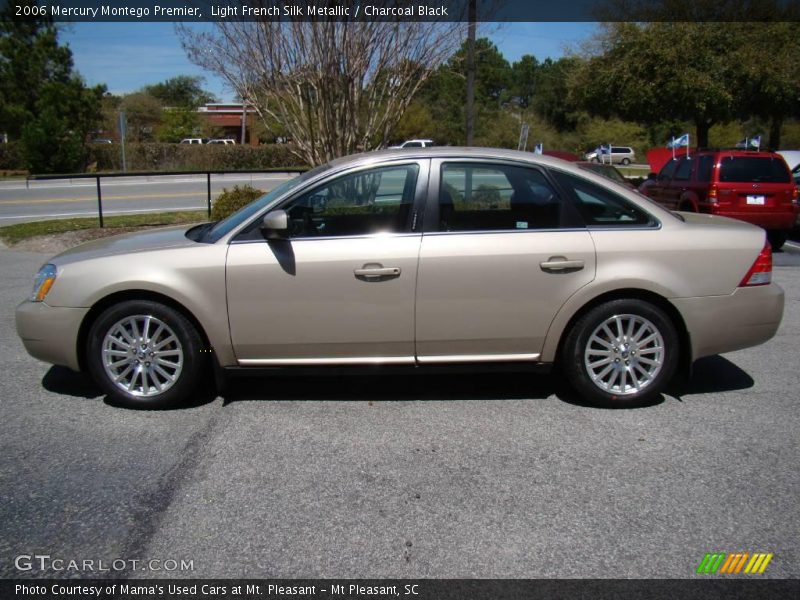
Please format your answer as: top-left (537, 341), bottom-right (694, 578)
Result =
top-left (644, 150), bottom-right (799, 249)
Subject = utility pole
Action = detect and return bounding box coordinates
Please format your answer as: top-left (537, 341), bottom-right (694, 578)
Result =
top-left (240, 102), bottom-right (247, 145)
top-left (465, 0), bottom-right (476, 146)
top-left (118, 111), bottom-right (127, 173)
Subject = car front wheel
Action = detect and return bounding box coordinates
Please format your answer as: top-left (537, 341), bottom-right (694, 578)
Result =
top-left (87, 300), bottom-right (207, 409)
top-left (621, 158), bottom-right (631, 165)
top-left (561, 299), bottom-right (679, 407)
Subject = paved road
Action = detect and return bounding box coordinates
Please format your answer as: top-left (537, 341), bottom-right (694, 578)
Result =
top-left (0, 248), bottom-right (798, 579)
top-left (0, 173), bottom-right (296, 224)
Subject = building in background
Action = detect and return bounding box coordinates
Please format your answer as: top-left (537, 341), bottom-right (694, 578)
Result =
top-left (197, 103), bottom-right (260, 145)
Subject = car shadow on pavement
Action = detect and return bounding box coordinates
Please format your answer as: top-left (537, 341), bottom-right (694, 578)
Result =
top-left (676, 355), bottom-right (755, 395)
top-left (42, 366), bottom-right (102, 399)
top-left (41, 366), bottom-right (216, 410)
top-left (221, 371), bottom-right (557, 404)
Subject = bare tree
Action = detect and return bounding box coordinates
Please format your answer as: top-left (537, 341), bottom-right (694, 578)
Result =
top-left (178, 7), bottom-right (465, 165)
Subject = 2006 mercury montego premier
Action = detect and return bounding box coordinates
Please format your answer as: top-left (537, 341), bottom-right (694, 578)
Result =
top-left (17, 148), bottom-right (784, 408)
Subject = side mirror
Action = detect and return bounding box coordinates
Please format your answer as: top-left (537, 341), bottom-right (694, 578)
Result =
top-left (261, 210), bottom-right (288, 239)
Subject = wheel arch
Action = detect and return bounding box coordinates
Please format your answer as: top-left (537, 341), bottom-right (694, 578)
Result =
top-left (678, 192), bottom-right (699, 212)
top-left (550, 288), bottom-right (692, 378)
top-left (76, 289), bottom-right (212, 372)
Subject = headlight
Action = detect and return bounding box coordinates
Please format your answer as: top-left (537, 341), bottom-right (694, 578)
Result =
top-left (30, 264), bottom-right (57, 302)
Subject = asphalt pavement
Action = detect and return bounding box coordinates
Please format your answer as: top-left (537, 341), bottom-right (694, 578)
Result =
top-left (0, 247), bottom-right (798, 579)
top-left (0, 173), bottom-right (296, 224)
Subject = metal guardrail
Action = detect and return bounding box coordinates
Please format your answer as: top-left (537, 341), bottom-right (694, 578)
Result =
top-left (25, 168), bottom-right (308, 227)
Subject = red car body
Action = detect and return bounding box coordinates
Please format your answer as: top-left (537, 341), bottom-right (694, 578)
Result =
top-left (644, 150), bottom-right (799, 247)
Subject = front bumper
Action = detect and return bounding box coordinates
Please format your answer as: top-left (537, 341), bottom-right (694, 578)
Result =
top-left (671, 282), bottom-right (784, 361)
top-left (16, 301), bottom-right (89, 372)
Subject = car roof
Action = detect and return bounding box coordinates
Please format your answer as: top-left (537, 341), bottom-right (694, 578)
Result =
top-left (326, 146), bottom-right (586, 171)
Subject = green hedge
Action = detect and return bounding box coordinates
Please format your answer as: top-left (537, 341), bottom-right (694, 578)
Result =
top-left (86, 143), bottom-right (303, 172)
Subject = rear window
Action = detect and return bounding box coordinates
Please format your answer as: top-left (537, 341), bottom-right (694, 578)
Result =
top-left (718, 157), bottom-right (790, 184)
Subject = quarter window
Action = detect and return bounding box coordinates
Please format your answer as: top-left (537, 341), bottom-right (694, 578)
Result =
top-left (696, 155), bottom-right (714, 182)
top-left (439, 163), bottom-right (562, 231)
top-left (283, 164), bottom-right (418, 238)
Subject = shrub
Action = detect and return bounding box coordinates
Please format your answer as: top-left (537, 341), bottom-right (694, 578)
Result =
top-left (0, 142), bottom-right (25, 171)
top-left (210, 185), bottom-right (264, 221)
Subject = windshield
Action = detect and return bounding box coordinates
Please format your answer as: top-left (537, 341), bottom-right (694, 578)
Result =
top-left (204, 165), bottom-right (330, 242)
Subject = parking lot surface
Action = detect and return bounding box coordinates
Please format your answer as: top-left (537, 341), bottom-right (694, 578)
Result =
top-left (0, 247), bottom-right (798, 578)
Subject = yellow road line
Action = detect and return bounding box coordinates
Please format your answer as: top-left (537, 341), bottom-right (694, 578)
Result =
top-left (0, 192), bottom-right (201, 206)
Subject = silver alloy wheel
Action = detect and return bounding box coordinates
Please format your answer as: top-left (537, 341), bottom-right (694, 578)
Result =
top-left (583, 313), bottom-right (665, 396)
top-left (101, 315), bottom-right (184, 398)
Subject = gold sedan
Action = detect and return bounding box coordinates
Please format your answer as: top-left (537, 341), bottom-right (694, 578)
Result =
top-left (17, 148), bottom-right (784, 408)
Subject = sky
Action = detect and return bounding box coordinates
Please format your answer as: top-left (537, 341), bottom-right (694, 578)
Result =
top-left (59, 22), bottom-right (597, 101)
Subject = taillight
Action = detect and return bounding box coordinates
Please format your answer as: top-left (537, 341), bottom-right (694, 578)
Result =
top-left (792, 186), bottom-right (798, 206)
top-left (739, 241), bottom-right (772, 287)
top-left (708, 185), bottom-right (719, 204)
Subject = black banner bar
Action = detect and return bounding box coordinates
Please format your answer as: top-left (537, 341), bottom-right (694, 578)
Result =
top-left (2, 579), bottom-right (800, 600)
top-left (3, 0), bottom-right (800, 23)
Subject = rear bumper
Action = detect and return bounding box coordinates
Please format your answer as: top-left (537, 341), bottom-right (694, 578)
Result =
top-left (15, 301), bottom-right (88, 372)
top-left (671, 283), bottom-right (784, 361)
top-left (707, 207), bottom-right (797, 230)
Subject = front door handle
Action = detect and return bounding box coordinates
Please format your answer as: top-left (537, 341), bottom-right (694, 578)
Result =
top-left (540, 257), bottom-right (585, 273)
top-left (354, 264), bottom-right (401, 281)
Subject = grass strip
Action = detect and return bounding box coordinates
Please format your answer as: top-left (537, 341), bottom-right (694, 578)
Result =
top-left (0, 210), bottom-right (207, 245)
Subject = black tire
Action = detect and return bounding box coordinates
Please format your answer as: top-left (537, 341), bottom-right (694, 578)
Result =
top-left (621, 158), bottom-right (631, 165)
top-left (560, 299), bottom-right (679, 408)
top-left (86, 300), bottom-right (207, 409)
top-left (767, 230), bottom-right (787, 251)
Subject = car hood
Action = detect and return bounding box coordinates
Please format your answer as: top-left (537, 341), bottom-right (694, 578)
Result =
top-left (50, 225), bottom-right (200, 265)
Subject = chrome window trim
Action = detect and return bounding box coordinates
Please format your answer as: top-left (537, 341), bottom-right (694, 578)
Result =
top-left (229, 232), bottom-right (423, 245)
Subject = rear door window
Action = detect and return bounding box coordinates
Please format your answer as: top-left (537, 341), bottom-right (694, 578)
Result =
top-left (553, 172), bottom-right (655, 227)
top-left (719, 157), bottom-right (791, 183)
top-left (657, 159), bottom-right (678, 181)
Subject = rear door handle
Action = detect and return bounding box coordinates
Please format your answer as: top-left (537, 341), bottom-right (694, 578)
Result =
top-left (540, 257), bottom-right (585, 273)
top-left (354, 265), bottom-right (401, 280)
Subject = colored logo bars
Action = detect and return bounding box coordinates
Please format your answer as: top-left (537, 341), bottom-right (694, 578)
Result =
top-left (696, 552), bottom-right (773, 574)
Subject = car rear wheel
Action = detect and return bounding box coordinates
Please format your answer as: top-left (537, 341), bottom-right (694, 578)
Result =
top-left (561, 299), bottom-right (679, 407)
top-left (87, 300), bottom-right (207, 409)
top-left (621, 158), bottom-right (631, 165)
top-left (767, 230), bottom-right (787, 251)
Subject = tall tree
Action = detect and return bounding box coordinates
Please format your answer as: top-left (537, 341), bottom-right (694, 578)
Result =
top-left (732, 22), bottom-right (800, 148)
top-left (178, 6), bottom-right (464, 165)
top-left (570, 22), bottom-right (738, 147)
top-left (510, 55), bottom-right (538, 109)
top-left (143, 75), bottom-right (217, 109)
top-left (0, 1), bottom-right (105, 172)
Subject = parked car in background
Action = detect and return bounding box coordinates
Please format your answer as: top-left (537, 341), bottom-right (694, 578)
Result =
top-left (207, 139), bottom-right (236, 145)
top-left (90, 138), bottom-right (113, 144)
top-left (179, 138), bottom-right (208, 144)
top-left (577, 161), bottom-right (635, 188)
top-left (16, 148), bottom-right (784, 410)
top-left (642, 150), bottom-right (798, 249)
top-left (584, 146), bottom-right (636, 165)
top-left (390, 139), bottom-right (435, 149)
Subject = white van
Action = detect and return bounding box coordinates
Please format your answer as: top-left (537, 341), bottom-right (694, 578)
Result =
top-left (584, 146), bottom-right (636, 165)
